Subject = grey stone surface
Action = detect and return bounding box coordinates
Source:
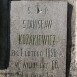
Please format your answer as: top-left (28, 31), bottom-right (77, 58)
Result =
top-left (0, 0), bottom-right (76, 77)
top-left (4, 1), bottom-right (67, 77)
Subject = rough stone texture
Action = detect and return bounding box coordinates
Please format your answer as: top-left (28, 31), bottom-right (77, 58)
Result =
top-left (8, 1), bottom-right (67, 77)
top-left (0, 0), bottom-right (76, 77)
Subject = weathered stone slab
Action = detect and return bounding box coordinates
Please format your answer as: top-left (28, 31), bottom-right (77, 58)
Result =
top-left (6, 1), bottom-right (67, 77)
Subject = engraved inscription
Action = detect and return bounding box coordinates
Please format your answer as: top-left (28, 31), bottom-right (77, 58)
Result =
top-left (8, 1), bottom-right (67, 77)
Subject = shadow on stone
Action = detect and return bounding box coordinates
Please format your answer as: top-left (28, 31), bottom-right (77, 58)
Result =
top-left (0, 0), bottom-right (10, 70)
top-left (66, 3), bottom-right (73, 77)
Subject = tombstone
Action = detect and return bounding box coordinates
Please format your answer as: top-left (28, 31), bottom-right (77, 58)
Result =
top-left (1, 1), bottom-right (67, 77)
